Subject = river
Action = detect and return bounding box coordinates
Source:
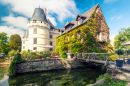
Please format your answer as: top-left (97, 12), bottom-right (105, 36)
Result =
top-left (0, 65), bottom-right (106, 86)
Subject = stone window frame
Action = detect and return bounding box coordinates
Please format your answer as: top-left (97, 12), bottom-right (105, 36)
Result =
top-left (50, 41), bottom-right (53, 46)
top-left (33, 28), bottom-right (37, 34)
top-left (50, 35), bottom-right (53, 39)
top-left (33, 47), bottom-right (37, 50)
top-left (33, 20), bottom-right (37, 23)
top-left (23, 41), bottom-right (25, 44)
top-left (34, 38), bottom-right (37, 44)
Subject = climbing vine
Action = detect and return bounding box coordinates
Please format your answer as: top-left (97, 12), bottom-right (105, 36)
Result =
top-left (55, 10), bottom-right (112, 54)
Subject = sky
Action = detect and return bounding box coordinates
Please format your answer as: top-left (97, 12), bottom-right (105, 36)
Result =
top-left (0, 0), bottom-right (130, 45)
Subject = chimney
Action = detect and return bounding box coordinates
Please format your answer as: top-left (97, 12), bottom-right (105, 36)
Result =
top-left (44, 8), bottom-right (46, 16)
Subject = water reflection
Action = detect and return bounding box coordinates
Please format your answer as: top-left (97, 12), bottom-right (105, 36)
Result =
top-left (0, 65), bottom-right (106, 86)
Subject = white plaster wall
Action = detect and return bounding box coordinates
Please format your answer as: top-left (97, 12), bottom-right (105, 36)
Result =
top-left (27, 20), bottom-right (50, 29)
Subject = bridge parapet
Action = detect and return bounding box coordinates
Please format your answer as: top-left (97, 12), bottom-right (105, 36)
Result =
top-left (76, 53), bottom-right (115, 65)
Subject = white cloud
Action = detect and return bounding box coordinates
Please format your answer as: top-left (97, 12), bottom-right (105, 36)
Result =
top-left (0, 0), bottom-right (78, 37)
top-left (0, 26), bottom-right (24, 37)
top-left (47, 16), bottom-right (57, 26)
top-left (110, 35), bottom-right (115, 46)
top-left (110, 15), bottom-right (122, 20)
top-left (2, 15), bottom-right (28, 30)
top-left (104, 0), bottom-right (117, 3)
top-left (0, 0), bottom-right (78, 22)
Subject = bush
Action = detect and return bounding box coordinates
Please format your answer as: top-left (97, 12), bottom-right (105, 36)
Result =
top-left (115, 49), bottom-right (124, 55)
top-left (127, 49), bottom-right (130, 55)
top-left (96, 74), bottom-right (127, 86)
top-left (8, 53), bottom-right (24, 76)
top-left (8, 50), bottom-right (15, 56)
top-left (60, 51), bottom-right (67, 59)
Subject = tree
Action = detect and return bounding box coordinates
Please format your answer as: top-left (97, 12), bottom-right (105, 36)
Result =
top-left (0, 32), bottom-right (10, 54)
top-left (8, 34), bottom-right (21, 51)
top-left (114, 27), bottom-right (130, 49)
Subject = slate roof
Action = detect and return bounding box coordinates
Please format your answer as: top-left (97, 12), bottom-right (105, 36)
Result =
top-left (23, 29), bottom-right (29, 38)
top-left (30, 8), bottom-right (48, 23)
top-left (47, 19), bottom-right (56, 29)
top-left (58, 4), bottom-right (99, 37)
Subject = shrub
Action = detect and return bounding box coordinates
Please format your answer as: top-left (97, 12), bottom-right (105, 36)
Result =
top-left (8, 50), bottom-right (15, 56)
top-left (8, 53), bottom-right (24, 76)
top-left (127, 49), bottom-right (130, 55)
top-left (115, 49), bottom-right (124, 55)
top-left (60, 51), bottom-right (67, 59)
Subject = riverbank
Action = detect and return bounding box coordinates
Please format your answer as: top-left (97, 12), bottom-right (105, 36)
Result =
top-left (15, 58), bottom-right (88, 74)
top-left (89, 62), bottom-right (130, 86)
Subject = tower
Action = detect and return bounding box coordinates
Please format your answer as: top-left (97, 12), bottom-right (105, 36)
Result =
top-left (22, 8), bottom-right (63, 52)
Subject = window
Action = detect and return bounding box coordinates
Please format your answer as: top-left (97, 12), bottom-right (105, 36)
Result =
top-left (34, 38), bottom-right (37, 44)
top-left (81, 38), bottom-right (84, 43)
top-left (77, 31), bottom-right (80, 38)
top-left (78, 19), bottom-right (82, 25)
top-left (50, 42), bottom-right (52, 46)
top-left (33, 47), bottom-right (37, 50)
top-left (33, 20), bottom-right (37, 23)
top-left (23, 41), bottom-right (25, 44)
top-left (67, 36), bottom-right (69, 41)
top-left (33, 28), bottom-right (37, 34)
top-left (50, 35), bottom-right (52, 39)
top-left (50, 48), bottom-right (53, 51)
top-left (23, 46), bottom-right (25, 49)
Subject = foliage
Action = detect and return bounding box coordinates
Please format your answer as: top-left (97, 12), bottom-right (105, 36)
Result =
top-left (0, 32), bottom-right (10, 54)
top-left (8, 50), bottom-right (19, 56)
top-left (115, 49), bottom-right (124, 55)
top-left (8, 34), bottom-right (21, 51)
top-left (8, 53), bottom-right (24, 76)
top-left (60, 51), bottom-right (67, 59)
top-left (20, 50), bottom-right (51, 60)
top-left (55, 10), bottom-right (112, 55)
top-left (114, 27), bottom-right (130, 49)
top-left (127, 49), bottom-right (130, 54)
top-left (96, 74), bottom-right (127, 86)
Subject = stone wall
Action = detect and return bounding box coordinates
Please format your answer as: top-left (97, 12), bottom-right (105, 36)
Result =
top-left (15, 59), bottom-right (86, 73)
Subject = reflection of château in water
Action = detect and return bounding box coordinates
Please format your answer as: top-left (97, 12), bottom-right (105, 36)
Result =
top-left (22, 8), bottom-right (64, 52)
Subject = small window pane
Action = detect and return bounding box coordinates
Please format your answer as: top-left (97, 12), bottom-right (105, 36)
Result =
top-left (50, 35), bottom-right (52, 39)
top-left (33, 47), bottom-right (37, 50)
top-left (34, 29), bottom-right (37, 34)
top-left (34, 38), bottom-right (37, 44)
top-left (23, 41), bottom-right (25, 44)
top-left (50, 42), bottom-right (52, 46)
top-left (23, 46), bottom-right (25, 49)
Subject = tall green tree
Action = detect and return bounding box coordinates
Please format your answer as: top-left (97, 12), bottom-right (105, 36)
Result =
top-left (0, 32), bottom-right (10, 54)
top-left (114, 27), bottom-right (130, 49)
top-left (8, 34), bottom-right (21, 51)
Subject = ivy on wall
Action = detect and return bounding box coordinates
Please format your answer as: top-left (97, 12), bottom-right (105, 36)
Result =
top-left (55, 10), bottom-right (112, 54)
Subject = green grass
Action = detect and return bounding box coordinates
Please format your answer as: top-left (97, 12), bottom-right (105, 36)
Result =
top-left (95, 74), bottom-right (127, 86)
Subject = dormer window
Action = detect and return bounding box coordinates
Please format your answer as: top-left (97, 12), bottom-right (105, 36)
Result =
top-left (78, 19), bottom-right (82, 25)
top-left (33, 20), bottom-right (37, 23)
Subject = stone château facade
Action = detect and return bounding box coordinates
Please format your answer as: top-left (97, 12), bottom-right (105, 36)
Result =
top-left (22, 4), bottom-right (109, 52)
top-left (22, 8), bottom-right (64, 51)
top-left (55, 4), bottom-right (110, 53)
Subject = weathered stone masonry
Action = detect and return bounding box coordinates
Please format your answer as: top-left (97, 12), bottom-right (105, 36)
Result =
top-left (15, 59), bottom-right (86, 73)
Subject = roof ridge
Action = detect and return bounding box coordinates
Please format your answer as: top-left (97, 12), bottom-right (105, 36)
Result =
top-left (81, 4), bottom-right (99, 16)
top-left (67, 4), bottom-right (99, 23)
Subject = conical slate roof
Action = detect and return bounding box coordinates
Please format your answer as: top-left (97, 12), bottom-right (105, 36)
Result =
top-left (30, 8), bottom-right (48, 22)
top-left (23, 29), bottom-right (29, 38)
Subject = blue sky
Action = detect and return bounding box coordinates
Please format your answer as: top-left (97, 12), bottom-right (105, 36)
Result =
top-left (0, 0), bottom-right (130, 45)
